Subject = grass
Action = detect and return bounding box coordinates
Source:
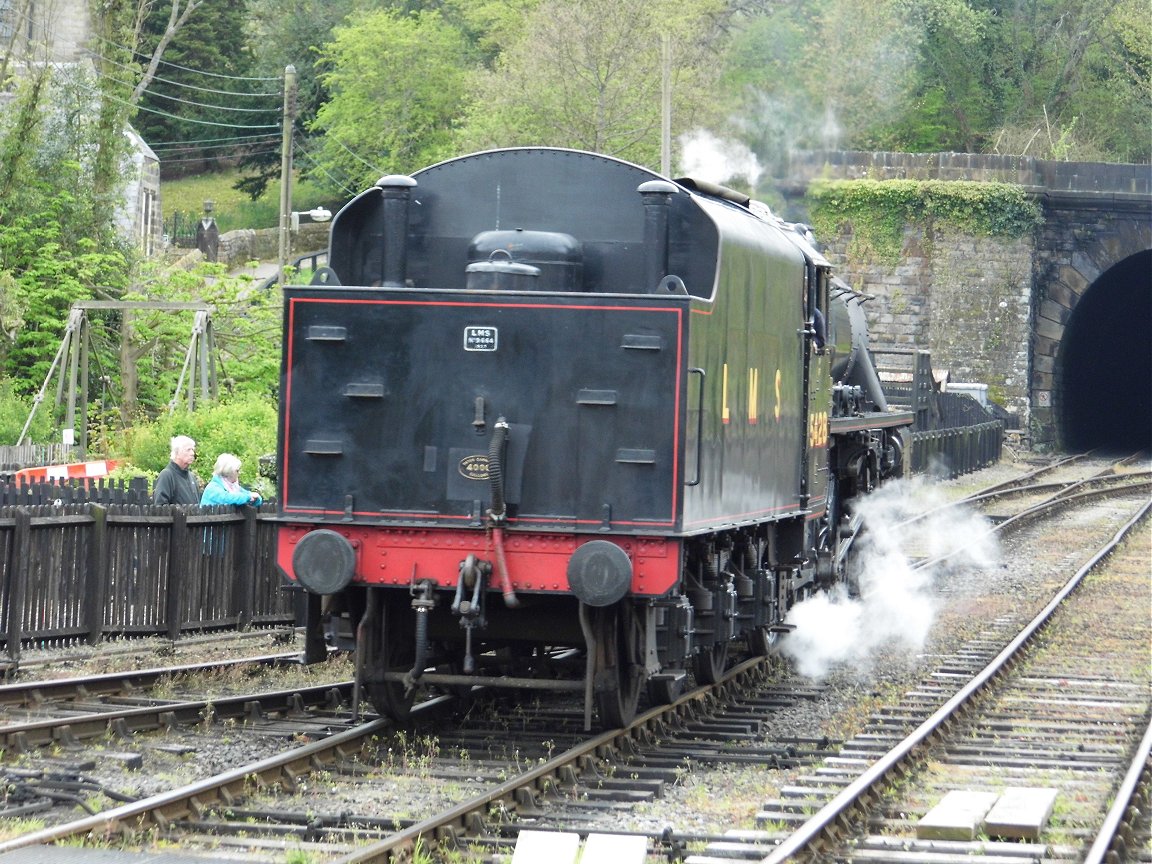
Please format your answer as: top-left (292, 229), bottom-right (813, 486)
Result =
top-left (162, 168), bottom-right (338, 234)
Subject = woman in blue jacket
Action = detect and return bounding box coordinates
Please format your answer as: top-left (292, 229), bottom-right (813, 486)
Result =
top-left (200, 453), bottom-right (262, 506)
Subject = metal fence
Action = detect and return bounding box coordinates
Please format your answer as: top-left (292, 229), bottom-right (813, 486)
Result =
top-left (0, 498), bottom-right (295, 661)
top-left (908, 419), bottom-right (1004, 478)
top-left (164, 211), bottom-right (202, 249)
top-left (877, 348), bottom-right (1005, 478)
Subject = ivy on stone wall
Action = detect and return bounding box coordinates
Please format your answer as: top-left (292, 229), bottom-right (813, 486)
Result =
top-left (807, 179), bottom-right (1042, 264)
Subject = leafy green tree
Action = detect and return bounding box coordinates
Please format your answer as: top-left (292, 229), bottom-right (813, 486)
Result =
top-left (457, 0), bottom-right (729, 169)
top-left (722, 0), bottom-right (1149, 163)
top-left (238, 0), bottom-right (368, 200)
top-left (0, 377), bottom-right (54, 444)
top-left (442, 0), bottom-right (540, 67)
top-left (984, 0), bottom-right (1150, 160)
top-left (722, 0), bottom-right (923, 170)
top-left (107, 265), bottom-right (284, 421)
top-left (0, 70), bottom-right (130, 391)
top-left (89, 0), bottom-right (144, 226)
top-left (308, 8), bottom-right (473, 191)
top-left (892, 0), bottom-right (995, 151)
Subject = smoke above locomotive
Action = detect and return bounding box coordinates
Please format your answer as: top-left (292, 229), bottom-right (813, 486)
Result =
top-left (274, 147), bottom-right (911, 729)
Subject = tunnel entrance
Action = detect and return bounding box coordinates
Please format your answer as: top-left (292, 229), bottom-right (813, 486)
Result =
top-left (1057, 250), bottom-right (1151, 452)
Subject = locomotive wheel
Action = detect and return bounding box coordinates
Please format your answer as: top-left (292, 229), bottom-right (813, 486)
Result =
top-left (364, 597), bottom-right (417, 723)
top-left (592, 603), bottom-right (643, 729)
top-left (748, 625), bottom-right (778, 657)
top-left (692, 641), bottom-right (730, 685)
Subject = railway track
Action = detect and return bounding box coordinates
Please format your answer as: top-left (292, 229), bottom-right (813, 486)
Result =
top-left (691, 496), bottom-right (1152, 863)
top-left (900, 450), bottom-right (1149, 526)
top-left (1, 456), bottom-right (1147, 863)
top-left (0, 658), bottom-right (831, 860)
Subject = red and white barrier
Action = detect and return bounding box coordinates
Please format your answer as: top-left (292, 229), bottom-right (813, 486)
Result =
top-left (14, 460), bottom-right (119, 484)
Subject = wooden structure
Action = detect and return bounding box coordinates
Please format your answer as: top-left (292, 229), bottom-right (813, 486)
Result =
top-left (0, 480), bottom-right (294, 664)
top-left (18, 301), bottom-right (218, 455)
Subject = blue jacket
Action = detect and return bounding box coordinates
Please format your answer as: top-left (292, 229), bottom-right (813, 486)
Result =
top-left (200, 474), bottom-right (262, 506)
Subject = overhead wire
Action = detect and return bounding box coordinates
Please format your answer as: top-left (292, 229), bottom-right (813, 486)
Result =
top-left (159, 149), bottom-right (280, 163)
top-left (130, 50), bottom-right (281, 82)
top-left (91, 48), bottom-right (281, 96)
top-left (326, 134), bottom-right (381, 173)
top-left (95, 86), bottom-right (283, 130)
top-left (97, 68), bottom-right (280, 113)
top-left (294, 148), bottom-right (363, 198)
top-left (4, 2), bottom-right (284, 106)
top-left (6, 4), bottom-right (324, 183)
top-left (149, 133), bottom-right (282, 152)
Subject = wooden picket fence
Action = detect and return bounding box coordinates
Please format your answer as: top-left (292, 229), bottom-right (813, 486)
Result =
top-left (0, 487), bottom-right (297, 662)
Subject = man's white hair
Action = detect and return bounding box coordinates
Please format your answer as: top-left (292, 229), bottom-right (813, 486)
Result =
top-left (169, 435), bottom-right (196, 460)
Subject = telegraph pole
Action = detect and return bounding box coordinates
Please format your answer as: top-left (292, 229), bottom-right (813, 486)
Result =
top-left (277, 65), bottom-right (297, 287)
top-left (661, 35), bottom-right (671, 177)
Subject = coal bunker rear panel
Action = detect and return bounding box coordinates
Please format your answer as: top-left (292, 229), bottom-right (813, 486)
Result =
top-left (280, 290), bottom-right (690, 532)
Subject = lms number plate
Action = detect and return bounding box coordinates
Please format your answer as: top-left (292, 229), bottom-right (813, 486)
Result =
top-left (464, 326), bottom-right (498, 351)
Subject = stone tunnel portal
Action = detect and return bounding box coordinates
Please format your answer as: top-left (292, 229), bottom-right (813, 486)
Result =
top-left (1058, 250), bottom-right (1151, 452)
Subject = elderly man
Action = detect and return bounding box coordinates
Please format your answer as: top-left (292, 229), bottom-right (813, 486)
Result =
top-left (153, 435), bottom-right (200, 504)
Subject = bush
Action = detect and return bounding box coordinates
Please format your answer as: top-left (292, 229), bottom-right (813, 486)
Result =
top-left (808, 178), bottom-right (1043, 265)
top-left (121, 394), bottom-right (278, 498)
top-left (0, 376), bottom-right (55, 444)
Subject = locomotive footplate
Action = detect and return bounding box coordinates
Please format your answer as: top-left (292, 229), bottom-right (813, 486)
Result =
top-left (829, 409), bottom-right (915, 433)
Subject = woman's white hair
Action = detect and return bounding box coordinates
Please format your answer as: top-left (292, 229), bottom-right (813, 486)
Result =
top-left (212, 453), bottom-right (242, 478)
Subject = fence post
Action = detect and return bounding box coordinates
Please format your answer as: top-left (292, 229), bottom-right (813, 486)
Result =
top-left (167, 509), bottom-right (188, 641)
top-left (5, 509), bottom-right (31, 662)
top-left (86, 504), bottom-right (108, 645)
top-left (238, 507), bottom-right (256, 630)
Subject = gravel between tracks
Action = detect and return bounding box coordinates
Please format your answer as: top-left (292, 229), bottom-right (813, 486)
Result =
top-left (4, 454), bottom-right (1147, 857)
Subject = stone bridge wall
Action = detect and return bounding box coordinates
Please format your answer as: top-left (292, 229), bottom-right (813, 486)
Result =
top-left (775, 151), bottom-right (1151, 447)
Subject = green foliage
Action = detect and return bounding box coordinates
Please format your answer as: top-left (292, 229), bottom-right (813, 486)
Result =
top-left (808, 178), bottom-right (1042, 263)
top-left (0, 68), bottom-right (131, 391)
top-left (239, 0), bottom-right (369, 200)
top-left (0, 377), bottom-right (54, 444)
top-left (122, 394), bottom-right (278, 495)
top-left (720, 0), bottom-right (921, 170)
top-left (309, 8), bottom-right (473, 192)
top-left (136, 0), bottom-right (266, 174)
top-left (720, 0), bottom-right (1149, 165)
top-left (457, 0), bottom-right (728, 169)
top-left (111, 264), bottom-right (284, 418)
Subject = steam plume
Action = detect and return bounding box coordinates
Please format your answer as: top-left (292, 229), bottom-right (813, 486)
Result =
top-left (779, 476), bottom-right (999, 679)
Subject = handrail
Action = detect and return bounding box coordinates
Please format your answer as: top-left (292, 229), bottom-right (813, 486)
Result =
top-left (259, 249), bottom-right (328, 290)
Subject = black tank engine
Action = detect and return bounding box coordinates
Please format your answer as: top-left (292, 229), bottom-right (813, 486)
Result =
top-left (275, 147), bottom-right (911, 728)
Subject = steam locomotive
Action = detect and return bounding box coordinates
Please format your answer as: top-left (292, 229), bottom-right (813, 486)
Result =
top-left (274, 147), bottom-right (912, 729)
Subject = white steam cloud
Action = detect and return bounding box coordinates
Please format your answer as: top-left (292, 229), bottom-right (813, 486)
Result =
top-left (677, 129), bottom-right (763, 187)
top-left (779, 476), bottom-right (999, 679)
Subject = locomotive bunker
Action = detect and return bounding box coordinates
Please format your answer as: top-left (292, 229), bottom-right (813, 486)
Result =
top-left (1057, 250), bottom-right (1151, 452)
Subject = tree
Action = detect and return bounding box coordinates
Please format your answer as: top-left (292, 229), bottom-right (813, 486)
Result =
top-left (0, 69), bottom-right (128, 390)
top-left (308, 8), bottom-right (474, 191)
top-left (985, 0), bottom-right (1150, 160)
top-left (237, 0), bottom-right (368, 199)
top-left (456, 0), bottom-right (730, 170)
top-left (135, 0), bottom-right (274, 177)
top-left (721, 0), bottom-right (934, 165)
